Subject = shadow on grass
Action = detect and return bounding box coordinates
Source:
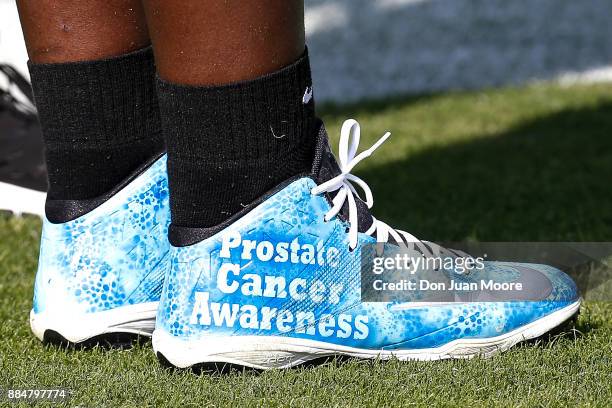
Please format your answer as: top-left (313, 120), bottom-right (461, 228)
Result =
top-left (520, 308), bottom-right (587, 349)
top-left (184, 356), bottom-right (353, 376)
top-left (320, 100), bottom-right (612, 241)
top-left (42, 331), bottom-right (151, 351)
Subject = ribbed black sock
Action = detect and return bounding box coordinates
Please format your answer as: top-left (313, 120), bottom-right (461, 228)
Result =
top-left (157, 49), bottom-right (316, 228)
top-left (28, 47), bottom-right (164, 201)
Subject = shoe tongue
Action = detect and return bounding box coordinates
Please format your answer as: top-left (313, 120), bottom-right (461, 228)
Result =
top-left (311, 121), bottom-right (374, 233)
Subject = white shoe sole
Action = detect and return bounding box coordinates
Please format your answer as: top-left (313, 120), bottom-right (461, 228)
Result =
top-left (0, 181), bottom-right (45, 217)
top-left (30, 302), bottom-right (159, 346)
top-left (153, 300), bottom-right (580, 370)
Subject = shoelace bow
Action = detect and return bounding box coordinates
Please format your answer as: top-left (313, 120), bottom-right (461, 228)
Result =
top-left (311, 119), bottom-right (466, 261)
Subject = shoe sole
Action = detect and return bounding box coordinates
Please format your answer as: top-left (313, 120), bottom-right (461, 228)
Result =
top-left (153, 299), bottom-right (580, 370)
top-left (30, 302), bottom-right (158, 348)
top-left (0, 181), bottom-right (45, 217)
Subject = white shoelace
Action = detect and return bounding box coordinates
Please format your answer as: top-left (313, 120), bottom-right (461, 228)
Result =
top-left (311, 119), bottom-right (468, 263)
top-left (310, 119), bottom-right (424, 251)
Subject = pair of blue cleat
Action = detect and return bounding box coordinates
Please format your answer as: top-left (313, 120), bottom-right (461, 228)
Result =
top-left (31, 119), bottom-right (580, 369)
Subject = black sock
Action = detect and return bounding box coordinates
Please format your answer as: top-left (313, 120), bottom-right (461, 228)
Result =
top-left (157, 49), bottom-right (316, 228)
top-left (28, 47), bottom-right (164, 201)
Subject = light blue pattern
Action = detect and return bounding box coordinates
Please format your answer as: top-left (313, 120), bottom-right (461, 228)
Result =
top-left (33, 155), bottom-right (171, 315)
top-left (157, 177), bottom-right (579, 351)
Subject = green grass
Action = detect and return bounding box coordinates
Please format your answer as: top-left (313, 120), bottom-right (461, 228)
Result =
top-left (1, 83), bottom-right (612, 407)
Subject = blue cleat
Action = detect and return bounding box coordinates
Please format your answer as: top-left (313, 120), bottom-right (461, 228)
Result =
top-left (152, 120), bottom-right (580, 369)
top-left (30, 154), bottom-right (171, 346)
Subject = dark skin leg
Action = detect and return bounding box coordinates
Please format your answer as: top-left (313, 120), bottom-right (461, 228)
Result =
top-left (16, 0), bottom-right (150, 64)
top-left (142, 0), bottom-right (305, 85)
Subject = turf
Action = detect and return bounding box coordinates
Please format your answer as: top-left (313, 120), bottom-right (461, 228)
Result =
top-left (1, 83), bottom-right (611, 407)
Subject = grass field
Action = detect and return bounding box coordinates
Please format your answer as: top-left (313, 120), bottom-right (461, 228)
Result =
top-left (1, 83), bottom-right (611, 407)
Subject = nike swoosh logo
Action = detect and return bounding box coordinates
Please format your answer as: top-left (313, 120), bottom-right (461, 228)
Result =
top-left (302, 86), bottom-right (313, 104)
